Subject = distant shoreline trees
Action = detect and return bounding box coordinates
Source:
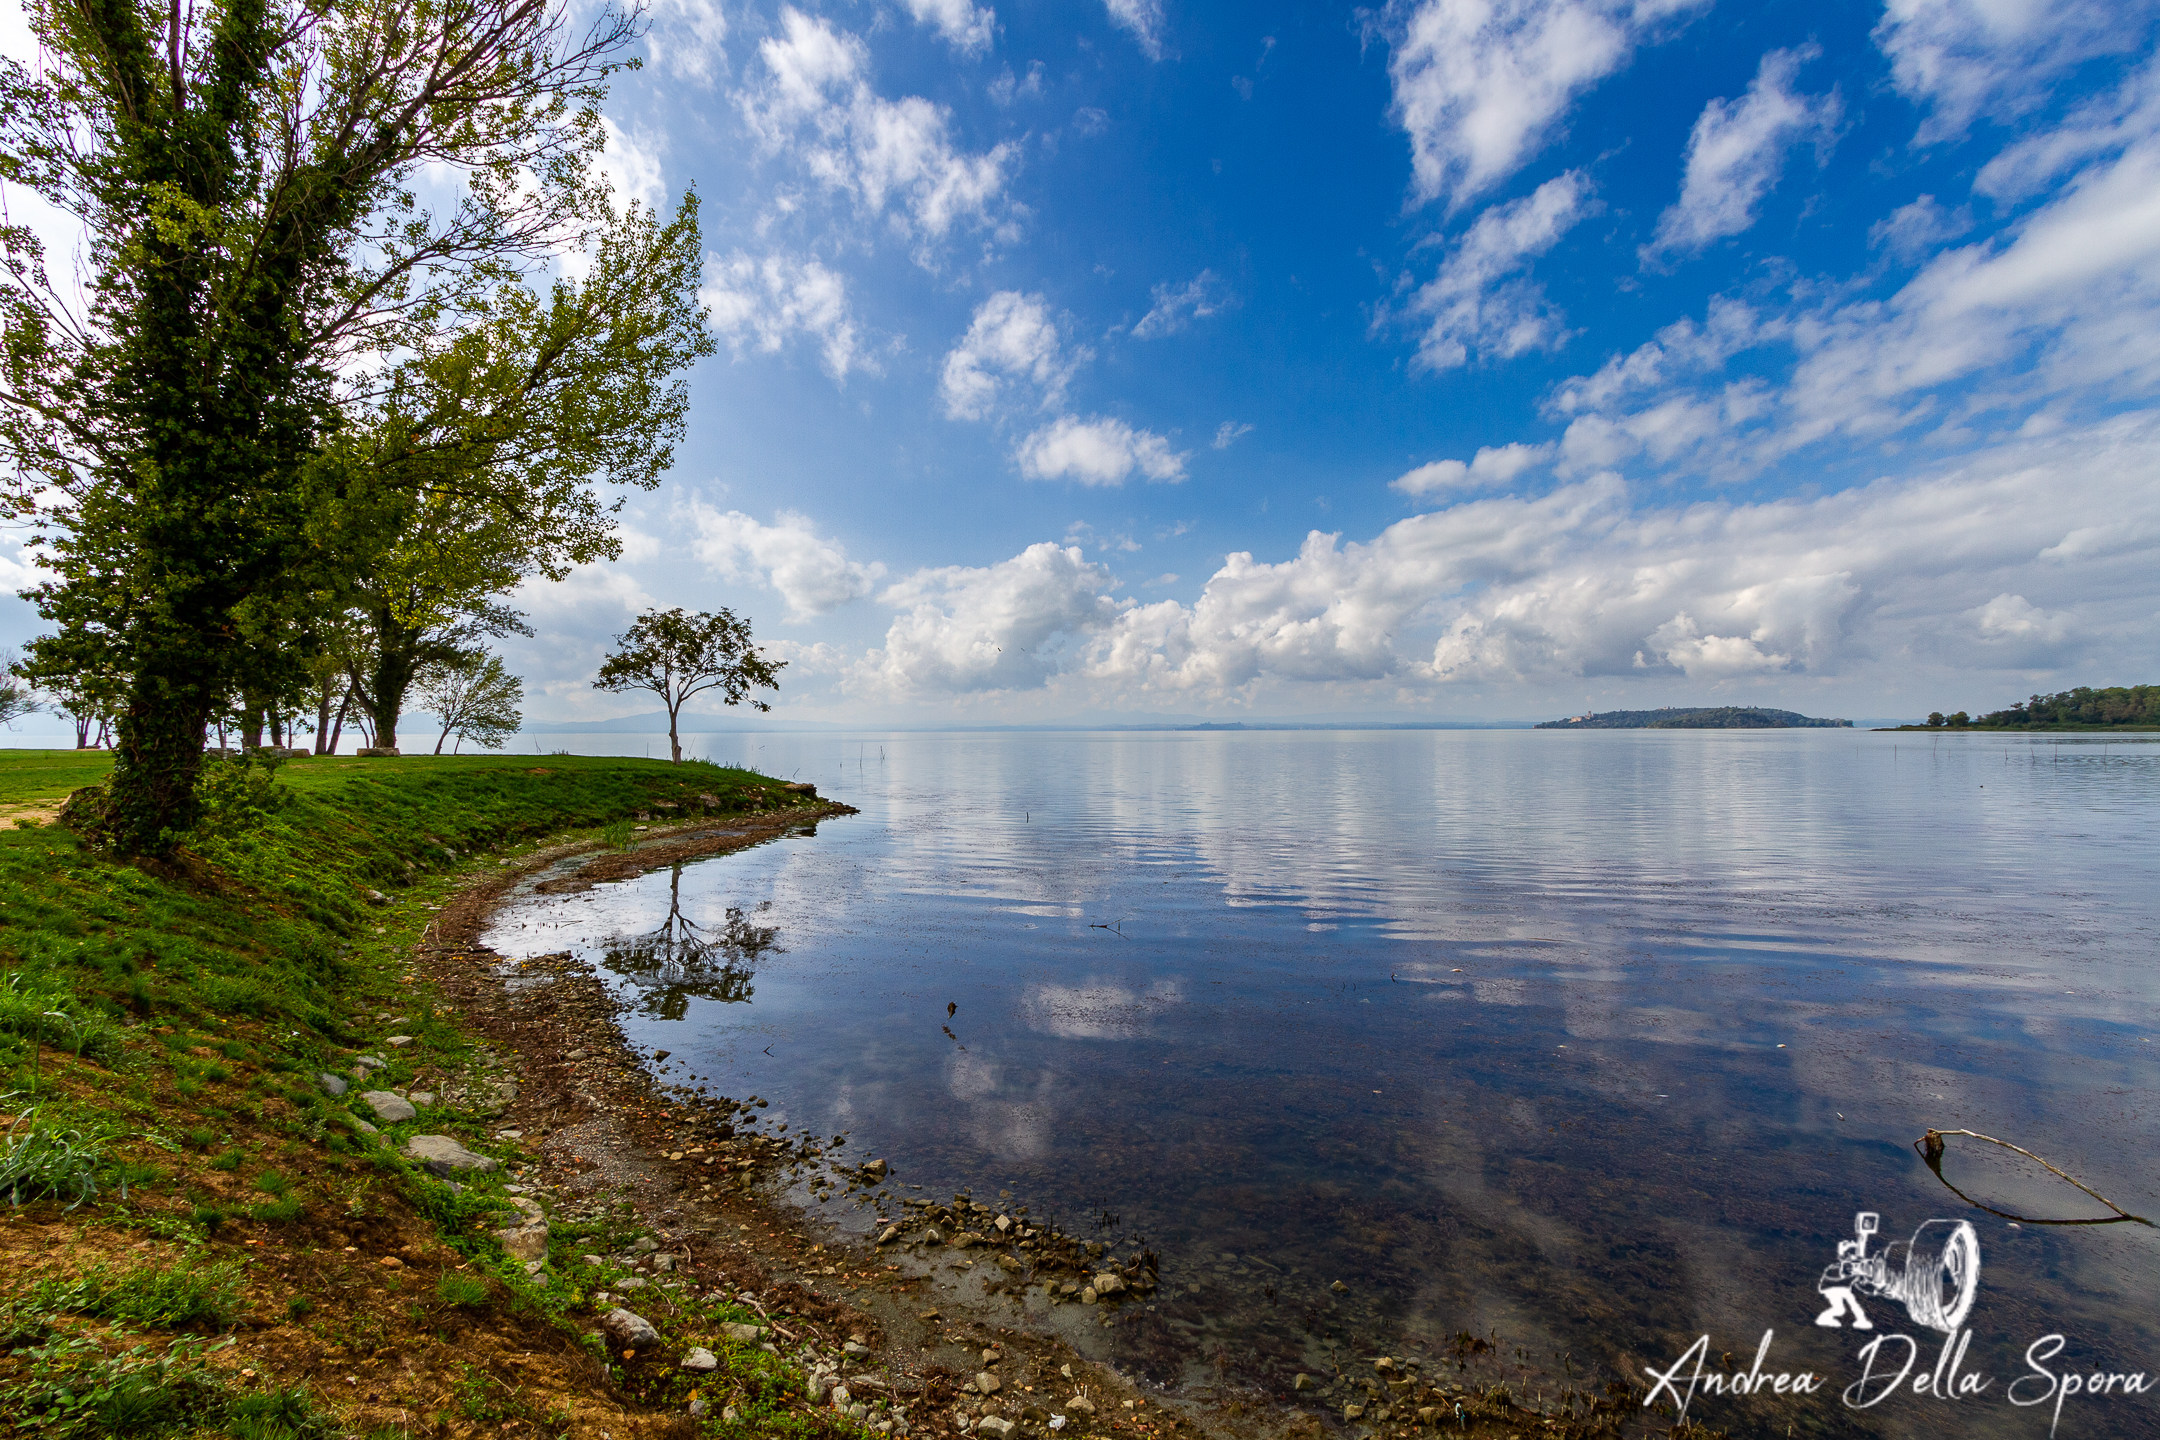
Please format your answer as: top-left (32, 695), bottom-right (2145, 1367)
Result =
top-left (1925, 686), bottom-right (2159, 729)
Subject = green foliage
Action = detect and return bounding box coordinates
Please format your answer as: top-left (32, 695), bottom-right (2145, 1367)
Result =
top-left (0, 1110), bottom-right (109, 1209)
top-left (193, 754), bottom-right (291, 837)
top-left (0, 1331), bottom-right (230, 1438)
top-left (21, 1253), bottom-right (246, 1329)
top-left (0, 649), bottom-right (37, 729)
top-left (1975, 685), bottom-right (2160, 728)
top-left (436, 1271), bottom-right (491, 1308)
top-left (0, 973), bottom-right (123, 1065)
top-left (594, 608), bottom-right (786, 763)
top-left (223, 1385), bottom-right (340, 1440)
top-left (602, 820), bottom-right (635, 850)
top-left (416, 651), bottom-right (524, 755)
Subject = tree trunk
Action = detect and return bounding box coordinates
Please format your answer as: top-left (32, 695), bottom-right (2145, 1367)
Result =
top-left (328, 688), bottom-right (350, 754)
top-left (666, 699), bottom-right (683, 763)
top-left (364, 606), bottom-right (423, 752)
top-left (241, 697), bottom-right (264, 751)
top-left (110, 672), bottom-right (212, 848)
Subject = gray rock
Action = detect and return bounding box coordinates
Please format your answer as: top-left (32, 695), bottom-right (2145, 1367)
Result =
top-left (1064, 1396), bottom-right (1096, 1416)
top-left (951, 1231), bottom-right (984, 1249)
top-left (862, 1158), bottom-right (888, 1180)
top-left (1093, 1271), bottom-right (1126, 1296)
top-left (601, 1308), bottom-right (660, 1350)
top-left (616, 1276), bottom-right (649, 1290)
top-left (1080, 1287), bottom-right (1098, 1305)
top-left (495, 1198), bottom-right (548, 1261)
top-left (974, 1373), bottom-right (1001, 1395)
top-left (876, 1225), bottom-right (901, 1245)
top-left (682, 1347), bottom-right (719, 1373)
top-left (976, 1418), bottom-right (1015, 1439)
top-left (403, 1134), bottom-right (499, 1175)
top-left (348, 1116), bottom-right (380, 1136)
top-left (1293, 1374), bottom-right (1315, 1392)
top-left (408, 1090), bottom-right (435, 1107)
top-left (385, 1035), bottom-right (415, 1047)
top-left (843, 1341), bottom-right (870, 1357)
top-left (361, 1091), bottom-right (416, 1123)
top-left (317, 1073), bottom-right (349, 1097)
top-left (720, 1322), bottom-right (765, 1342)
top-left (1342, 1402), bottom-right (1364, 1421)
top-left (922, 1227), bottom-right (944, 1245)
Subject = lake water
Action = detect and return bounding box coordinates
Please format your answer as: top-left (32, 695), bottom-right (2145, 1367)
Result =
top-left (483, 729), bottom-right (2160, 1438)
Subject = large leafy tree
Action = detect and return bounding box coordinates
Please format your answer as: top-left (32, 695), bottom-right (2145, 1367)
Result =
top-left (415, 648), bottom-right (522, 753)
top-left (0, 0), bottom-right (636, 851)
top-left (593, 608), bottom-right (784, 764)
top-left (312, 195), bottom-right (711, 750)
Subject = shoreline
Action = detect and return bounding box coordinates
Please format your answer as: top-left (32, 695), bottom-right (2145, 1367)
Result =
top-left (417, 802), bottom-right (1664, 1440)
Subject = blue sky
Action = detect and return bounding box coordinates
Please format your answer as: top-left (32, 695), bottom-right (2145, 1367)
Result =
top-left (6, 0), bottom-right (2160, 726)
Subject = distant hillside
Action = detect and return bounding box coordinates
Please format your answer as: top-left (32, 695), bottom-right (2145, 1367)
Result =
top-left (1537, 707), bottom-right (1853, 730)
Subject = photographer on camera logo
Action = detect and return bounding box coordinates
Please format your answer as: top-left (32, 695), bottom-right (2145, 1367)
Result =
top-left (1815, 1210), bottom-right (1982, 1334)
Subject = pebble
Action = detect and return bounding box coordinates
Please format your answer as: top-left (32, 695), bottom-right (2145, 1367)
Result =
top-left (682, 1347), bottom-right (719, 1373)
top-left (616, 1276), bottom-right (649, 1290)
top-left (974, 1374), bottom-right (1002, 1395)
top-left (843, 1341), bottom-right (870, 1357)
top-left (360, 1091), bottom-right (416, 1124)
top-left (951, 1231), bottom-right (984, 1249)
top-left (1331, 1280), bottom-right (1349, 1294)
top-left (1293, 1375), bottom-right (1315, 1391)
top-left (976, 1419), bottom-right (1015, 1439)
top-left (495, 1129), bottom-right (524, 1139)
top-left (408, 1091), bottom-right (435, 1107)
top-left (402, 1134), bottom-right (499, 1175)
top-left (385, 1035), bottom-right (414, 1047)
top-left (348, 1117), bottom-right (380, 1136)
top-left (601, 1308), bottom-right (660, 1350)
top-left (720, 1322), bottom-right (766, 1342)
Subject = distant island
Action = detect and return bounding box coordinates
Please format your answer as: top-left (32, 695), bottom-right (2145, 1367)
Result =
top-left (1882, 685), bottom-right (2160, 731)
top-left (1537, 707), bottom-right (1852, 730)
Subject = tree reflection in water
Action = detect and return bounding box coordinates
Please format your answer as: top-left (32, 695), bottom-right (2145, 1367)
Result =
top-left (599, 864), bottom-right (781, 1020)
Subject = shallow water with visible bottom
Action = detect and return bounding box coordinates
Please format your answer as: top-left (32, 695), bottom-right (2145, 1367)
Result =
top-left (483, 729), bottom-right (2160, 1439)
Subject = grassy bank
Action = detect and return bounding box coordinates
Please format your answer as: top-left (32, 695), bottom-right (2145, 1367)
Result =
top-left (0, 751), bottom-right (830, 1440)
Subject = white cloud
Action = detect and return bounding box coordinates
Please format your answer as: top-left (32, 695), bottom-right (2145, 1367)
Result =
top-left (1873, 0), bottom-right (2158, 143)
top-left (1649, 47), bottom-right (1841, 257)
top-left (989, 62), bottom-right (1045, 105)
top-left (1132, 270), bottom-right (1234, 337)
top-left (1212, 421), bottom-right (1254, 449)
top-left (647, 0), bottom-right (730, 83)
top-left (1393, 441), bottom-right (1554, 496)
top-left (856, 543), bottom-right (1123, 694)
top-left (700, 250), bottom-right (869, 381)
top-left (1404, 170), bottom-right (1595, 370)
top-left (939, 291), bottom-right (1083, 420)
top-left (1384, 0), bottom-right (1706, 210)
top-left (1869, 195), bottom-right (1974, 260)
top-left (827, 412), bottom-right (2156, 706)
top-left (740, 8), bottom-right (1018, 248)
top-left (1102, 0), bottom-right (1168, 60)
top-left (596, 120), bottom-right (668, 216)
top-left (684, 502), bottom-right (887, 620)
top-left (904, 0), bottom-right (996, 55)
top-left (1016, 416), bottom-right (1188, 486)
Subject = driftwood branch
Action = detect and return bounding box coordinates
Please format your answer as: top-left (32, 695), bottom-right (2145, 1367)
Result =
top-left (1916, 1128), bottom-right (2153, 1227)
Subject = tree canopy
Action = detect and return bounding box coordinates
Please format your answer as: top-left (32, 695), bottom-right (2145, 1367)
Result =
top-left (593, 608), bottom-right (784, 764)
top-left (0, 0), bottom-right (647, 849)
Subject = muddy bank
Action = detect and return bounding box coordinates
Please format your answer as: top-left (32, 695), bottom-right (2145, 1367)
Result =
top-left (421, 809), bottom-right (1673, 1440)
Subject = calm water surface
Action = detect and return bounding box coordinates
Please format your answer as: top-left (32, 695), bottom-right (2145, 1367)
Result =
top-left (483, 730), bottom-right (2160, 1438)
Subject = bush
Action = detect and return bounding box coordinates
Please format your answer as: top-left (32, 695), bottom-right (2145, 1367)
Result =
top-left (0, 1332), bottom-right (229, 1439)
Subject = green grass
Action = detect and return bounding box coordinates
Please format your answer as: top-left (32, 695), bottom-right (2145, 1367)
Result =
top-left (0, 749), bottom-right (115, 810)
top-left (18, 1253), bottom-right (246, 1329)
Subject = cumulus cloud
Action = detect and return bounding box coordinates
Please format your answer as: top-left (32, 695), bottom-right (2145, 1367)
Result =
top-left (1132, 270), bottom-right (1235, 337)
top-left (740, 8), bottom-right (1018, 247)
top-left (701, 250), bottom-right (868, 381)
top-left (856, 543), bottom-right (1123, 694)
top-left (1393, 441), bottom-right (1554, 496)
top-left (684, 502), bottom-right (887, 620)
top-left (1649, 47), bottom-right (1841, 258)
top-left (1016, 416), bottom-right (1188, 486)
top-left (1212, 421), bottom-right (1254, 449)
top-left (1873, 0), bottom-right (2158, 143)
top-left (838, 413), bottom-right (2158, 703)
top-left (904, 0), bottom-right (996, 55)
top-left (1384, 0), bottom-right (1706, 209)
top-left (1404, 171), bottom-right (1596, 370)
top-left (939, 291), bottom-right (1083, 420)
top-left (1102, 0), bottom-right (1168, 60)
top-left (596, 120), bottom-right (667, 216)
